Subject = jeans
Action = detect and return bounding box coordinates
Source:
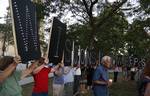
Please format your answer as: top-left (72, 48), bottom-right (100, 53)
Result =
top-left (63, 82), bottom-right (73, 96)
top-left (73, 75), bottom-right (81, 94)
top-left (93, 85), bottom-right (108, 96)
top-left (32, 92), bottom-right (48, 96)
top-left (114, 72), bottom-right (118, 82)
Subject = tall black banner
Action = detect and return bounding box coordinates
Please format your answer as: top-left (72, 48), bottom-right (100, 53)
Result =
top-left (80, 49), bottom-right (85, 65)
top-left (89, 49), bottom-right (96, 65)
top-left (85, 50), bottom-right (90, 65)
top-left (64, 39), bottom-right (72, 66)
top-left (11, 0), bottom-right (41, 63)
top-left (73, 45), bottom-right (79, 65)
top-left (129, 54), bottom-right (146, 67)
top-left (99, 50), bottom-right (104, 64)
top-left (48, 17), bottom-right (66, 65)
top-left (116, 55), bottom-right (123, 66)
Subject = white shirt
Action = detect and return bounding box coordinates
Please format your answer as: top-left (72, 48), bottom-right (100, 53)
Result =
top-left (114, 67), bottom-right (119, 72)
top-left (131, 67), bottom-right (136, 72)
top-left (74, 67), bottom-right (81, 75)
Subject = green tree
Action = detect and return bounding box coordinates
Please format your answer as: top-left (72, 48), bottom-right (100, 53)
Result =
top-left (0, 7), bottom-right (13, 56)
top-left (68, 10), bottom-right (129, 56)
top-left (68, 0), bottom-right (128, 52)
top-left (123, 0), bottom-right (150, 58)
top-left (140, 0), bottom-right (150, 14)
top-left (125, 18), bottom-right (150, 58)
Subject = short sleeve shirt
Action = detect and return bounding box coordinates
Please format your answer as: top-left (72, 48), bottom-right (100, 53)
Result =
top-left (33, 67), bottom-right (51, 93)
top-left (93, 64), bottom-right (109, 82)
top-left (0, 70), bottom-right (22, 96)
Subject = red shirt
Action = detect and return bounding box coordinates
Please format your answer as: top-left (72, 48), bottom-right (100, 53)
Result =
top-left (33, 67), bottom-right (51, 93)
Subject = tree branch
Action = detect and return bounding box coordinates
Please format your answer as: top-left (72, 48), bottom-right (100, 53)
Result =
top-left (70, 7), bottom-right (88, 23)
top-left (88, 0), bottom-right (127, 48)
top-left (97, 0), bottom-right (128, 27)
top-left (121, 6), bottom-right (140, 11)
top-left (89, 0), bottom-right (98, 18)
top-left (91, 0), bottom-right (98, 6)
top-left (82, 0), bottom-right (90, 15)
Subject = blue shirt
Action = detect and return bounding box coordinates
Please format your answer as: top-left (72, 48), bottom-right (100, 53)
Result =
top-left (64, 67), bottom-right (74, 84)
top-left (53, 67), bottom-right (64, 84)
top-left (93, 64), bottom-right (109, 82)
top-left (93, 64), bottom-right (109, 96)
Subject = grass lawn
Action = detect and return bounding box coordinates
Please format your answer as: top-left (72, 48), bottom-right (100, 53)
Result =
top-left (22, 79), bottom-right (53, 96)
top-left (22, 73), bottom-right (138, 96)
top-left (109, 81), bottom-right (138, 96)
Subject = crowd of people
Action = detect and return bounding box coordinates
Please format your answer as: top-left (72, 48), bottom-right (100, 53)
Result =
top-left (0, 55), bottom-right (150, 96)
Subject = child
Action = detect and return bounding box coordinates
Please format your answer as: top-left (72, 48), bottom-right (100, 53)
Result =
top-left (53, 63), bottom-right (64, 96)
top-left (32, 57), bottom-right (58, 96)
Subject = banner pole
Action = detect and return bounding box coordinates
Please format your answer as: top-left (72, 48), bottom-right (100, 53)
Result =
top-left (62, 51), bottom-right (64, 64)
top-left (9, 0), bottom-right (19, 56)
top-left (85, 48), bottom-right (87, 65)
top-left (71, 41), bottom-right (74, 66)
top-left (78, 45), bottom-right (81, 65)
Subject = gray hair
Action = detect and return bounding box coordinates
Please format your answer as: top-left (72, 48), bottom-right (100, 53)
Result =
top-left (101, 56), bottom-right (111, 64)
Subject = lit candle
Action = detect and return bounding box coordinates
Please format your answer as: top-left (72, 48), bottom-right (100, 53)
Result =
top-left (109, 79), bottom-right (113, 83)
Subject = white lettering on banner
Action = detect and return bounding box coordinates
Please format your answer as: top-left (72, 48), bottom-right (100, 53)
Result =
top-left (129, 55), bottom-right (146, 67)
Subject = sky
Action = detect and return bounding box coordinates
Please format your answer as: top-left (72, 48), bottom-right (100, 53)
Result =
top-left (0, 0), bottom-right (9, 23)
top-left (0, 0), bottom-right (135, 24)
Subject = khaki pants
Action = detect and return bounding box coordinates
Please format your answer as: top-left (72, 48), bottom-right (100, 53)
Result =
top-left (53, 84), bottom-right (64, 96)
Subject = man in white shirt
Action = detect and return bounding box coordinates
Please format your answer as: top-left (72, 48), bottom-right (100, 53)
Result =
top-left (73, 64), bottom-right (81, 95)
